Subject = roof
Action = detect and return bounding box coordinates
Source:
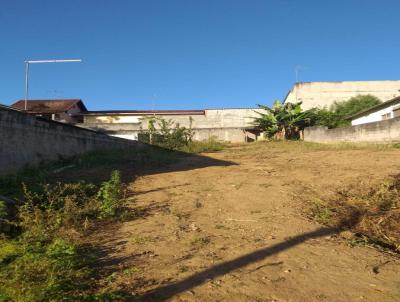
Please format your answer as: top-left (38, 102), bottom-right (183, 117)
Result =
top-left (85, 109), bottom-right (205, 116)
top-left (11, 99), bottom-right (87, 114)
top-left (349, 96), bottom-right (400, 120)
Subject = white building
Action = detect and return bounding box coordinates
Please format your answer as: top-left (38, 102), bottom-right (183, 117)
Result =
top-left (351, 96), bottom-right (400, 126)
top-left (284, 81), bottom-right (400, 110)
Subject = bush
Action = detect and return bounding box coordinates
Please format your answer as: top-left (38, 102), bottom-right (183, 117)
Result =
top-left (312, 94), bottom-right (382, 128)
top-left (0, 170), bottom-right (126, 301)
top-left (97, 170), bottom-right (123, 218)
top-left (139, 117), bottom-right (195, 150)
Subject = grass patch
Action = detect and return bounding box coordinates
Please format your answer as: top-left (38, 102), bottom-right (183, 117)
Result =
top-left (179, 138), bottom-right (226, 153)
top-left (0, 145), bottom-right (183, 199)
top-left (190, 236), bottom-right (210, 247)
top-left (0, 170), bottom-right (127, 301)
top-left (307, 175), bottom-right (400, 252)
top-left (129, 235), bottom-right (157, 244)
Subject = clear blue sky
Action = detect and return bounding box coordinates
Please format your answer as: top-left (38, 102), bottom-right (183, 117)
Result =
top-left (1, 0), bottom-right (399, 110)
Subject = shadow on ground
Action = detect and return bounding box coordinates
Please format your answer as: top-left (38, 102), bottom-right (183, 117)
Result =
top-left (113, 213), bottom-right (361, 301)
top-left (53, 144), bottom-right (236, 186)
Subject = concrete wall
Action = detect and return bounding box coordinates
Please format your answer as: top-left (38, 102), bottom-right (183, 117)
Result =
top-left (304, 117), bottom-right (400, 143)
top-left (81, 108), bottom-right (265, 142)
top-left (284, 81), bottom-right (400, 110)
top-left (0, 106), bottom-right (138, 175)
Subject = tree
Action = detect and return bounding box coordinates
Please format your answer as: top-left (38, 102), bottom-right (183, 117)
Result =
top-left (313, 94), bottom-right (381, 128)
top-left (333, 94), bottom-right (381, 117)
top-left (254, 100), bottom-right (315, 140)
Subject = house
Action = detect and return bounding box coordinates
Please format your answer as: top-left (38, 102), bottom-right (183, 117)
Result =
top-left (10, 99), bottom-right (87, 124)
top-left (350, 96), bottom-right (400, 126)
top-left (284, 81), bottom-right (400, 110)
top-left (80, 108), bottom-right (265, 142)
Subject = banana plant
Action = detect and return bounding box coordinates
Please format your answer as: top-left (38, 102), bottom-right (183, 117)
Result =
top-left (254, 100), bottom-right (314, 139)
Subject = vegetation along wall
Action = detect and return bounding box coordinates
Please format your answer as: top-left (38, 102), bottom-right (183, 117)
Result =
top-left (0, 106), bottom-right (138, 175)
top-left (304, 117), bottom-right (400, 143)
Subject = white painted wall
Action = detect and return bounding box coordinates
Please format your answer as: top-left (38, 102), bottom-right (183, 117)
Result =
top-left (351, 105), bottom-right (398, 126)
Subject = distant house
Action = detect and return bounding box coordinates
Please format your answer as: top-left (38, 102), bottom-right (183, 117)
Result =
top-left (284, 81), bottom-right (400, 110)
top-left (80, 108), bottom-right (265, 142)
top-left (350, 96), bottom-right (400, 126)
top-left (11, 99), bottom-right (87, 124)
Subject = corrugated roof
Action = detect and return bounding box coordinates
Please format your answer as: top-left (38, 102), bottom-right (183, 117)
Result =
top-left (11, 99), bottom-right (87, 114)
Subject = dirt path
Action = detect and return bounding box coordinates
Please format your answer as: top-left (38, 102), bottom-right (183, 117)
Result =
top-left (97, 143), bottom-right (400, 301)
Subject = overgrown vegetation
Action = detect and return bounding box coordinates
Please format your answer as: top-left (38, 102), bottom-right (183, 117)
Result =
top-left (0, 146), bottom-right (182, 199)
top-left (312, 94), bottom-right (382, 128)
top-left (138, 116), bottom-right (225, 153)
top-left (254, 100), bottom-right (316, 139)
top-left (254, 95), bottom-right (382, 140)
top-left (307, 175), bottom-right (400, 252)
top-left (0, 170), bottom-right (126, 301)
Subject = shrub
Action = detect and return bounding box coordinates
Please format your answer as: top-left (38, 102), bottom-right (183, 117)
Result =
top-left (0, 170), bottom-right (126, 301)
top-left (139, 117), bottom-right (195, 150)
top-left (97, 170), bottom-right (123, 218)
top-left (312, 94), bottom-right (382, 128)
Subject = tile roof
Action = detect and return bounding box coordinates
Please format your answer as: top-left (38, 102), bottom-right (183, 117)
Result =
top-left (11, 99), bottom-right (87, 114)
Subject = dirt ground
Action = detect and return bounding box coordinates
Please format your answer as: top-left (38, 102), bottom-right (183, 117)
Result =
top-left (90, 142), bottom-right (400, 302)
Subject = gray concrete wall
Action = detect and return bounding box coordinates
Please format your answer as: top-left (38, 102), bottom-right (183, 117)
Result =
top-left (81, 108), bottom-right (265, 142)
top-left (285, 81), bottom-right (400, 110)
top-left (78, 123), bottom-right (250, 142)
top-left (304, 117), bottom-right (400, 143)
top-left (0, 106), bottom-right (138, 175)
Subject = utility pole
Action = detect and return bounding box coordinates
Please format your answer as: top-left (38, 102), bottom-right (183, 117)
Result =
top-left (24, 59), bottom-right (82, 110)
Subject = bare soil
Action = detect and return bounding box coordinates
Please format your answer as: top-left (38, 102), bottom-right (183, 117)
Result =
top-left (89, 142), bottom-right (400, 302)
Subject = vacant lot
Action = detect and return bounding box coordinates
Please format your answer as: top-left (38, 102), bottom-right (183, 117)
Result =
top-left (3, 142), bottom-right (399, 301)
top-left (78, 142), bottom-right (399, 302)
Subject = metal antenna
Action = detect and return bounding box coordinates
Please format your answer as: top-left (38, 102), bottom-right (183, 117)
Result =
top-left (24, 59), bottom-right (82, 110)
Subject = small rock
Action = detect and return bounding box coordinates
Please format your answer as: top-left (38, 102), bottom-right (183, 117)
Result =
top-left (284, 269), bottom-right (291, 273)
top-left (189, 223), bottom-right (200, 231)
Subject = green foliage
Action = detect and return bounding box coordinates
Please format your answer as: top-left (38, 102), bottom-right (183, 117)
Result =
top-left (254, 100), bottom-right (315, 139)
top-left (312, 94), bottom-right (382, 128)
top-left (0, 171), bottom-right (126, 301)
top-left (0, 201), bottom-right (7, 219)
top-left (97, 170), bottom-right (123, 218)
top-left (179, 137), bottom-right (225, 153)
top-left (139, 117), bottom-right (226, 153)
top-left (139, 117), bottom-right (195, 150)
top-left (334, 94), bottom-right (381, 117)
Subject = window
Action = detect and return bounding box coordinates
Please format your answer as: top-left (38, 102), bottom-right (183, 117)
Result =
top-left (382, 113), bottom-right (391, 120)
top-left (394, 109), bottom-right (400, 118)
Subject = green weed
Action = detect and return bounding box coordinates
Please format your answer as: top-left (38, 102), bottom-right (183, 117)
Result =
top-left (191, 237), bottom-right (210, 247)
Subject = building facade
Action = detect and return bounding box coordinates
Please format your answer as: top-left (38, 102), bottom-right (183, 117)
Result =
top-left (80, 108), bottom-right (265, 142)
top-left (284, 81), bottom-right (400, 110)
top-left (350, 96), bottom-right (400, 126)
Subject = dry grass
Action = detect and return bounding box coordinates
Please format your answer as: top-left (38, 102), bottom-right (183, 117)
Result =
top-left (307, 175), bottom-right (400, 251)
